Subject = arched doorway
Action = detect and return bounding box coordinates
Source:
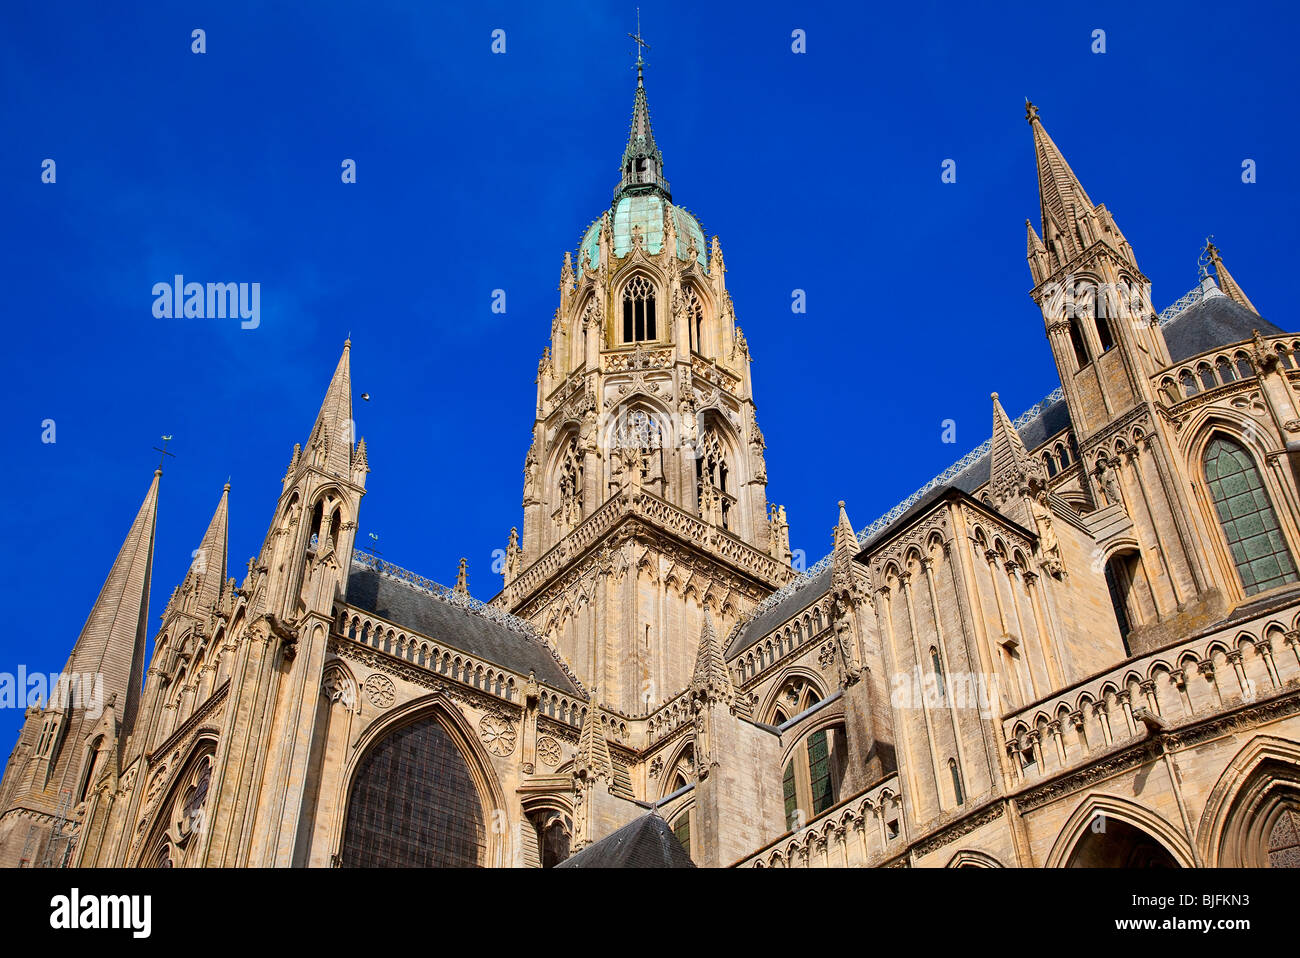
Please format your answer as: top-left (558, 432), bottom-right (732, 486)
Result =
top-left (1200, 739), bottom-right (1300, 867)
top-left (339, 713), bottom-right (487, 867)
top-left (1065, 818), bottom-right (1180, 868)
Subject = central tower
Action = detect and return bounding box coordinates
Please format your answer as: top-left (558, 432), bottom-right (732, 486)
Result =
top-left (495, 57), bottom-right (795, 715)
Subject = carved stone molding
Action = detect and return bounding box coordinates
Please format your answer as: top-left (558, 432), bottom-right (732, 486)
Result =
top-left (537, 736), bottom-right (562, 768)
top-left (479, 713), bottom-right (518, 757)
top-left (363, 674), bottom-right (396, 709)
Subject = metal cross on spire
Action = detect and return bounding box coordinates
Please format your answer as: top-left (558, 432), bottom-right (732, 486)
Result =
top-left (628, 8), bottom-right (650, 67)
top-left (152, 434), bottom-right (175, 473)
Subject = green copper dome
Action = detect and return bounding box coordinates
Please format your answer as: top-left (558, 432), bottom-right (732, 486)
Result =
top-left (578, 196), bottom-right (708, 273)
top-left (575, 60), bottom-right (708, 274)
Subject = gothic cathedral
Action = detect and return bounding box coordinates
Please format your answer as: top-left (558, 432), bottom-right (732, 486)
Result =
top-left (3, 63), bottom-right (1300, 869)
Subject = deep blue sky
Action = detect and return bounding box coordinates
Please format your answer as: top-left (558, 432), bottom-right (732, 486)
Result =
top-left (2, 1), bottom-right (1297, 744)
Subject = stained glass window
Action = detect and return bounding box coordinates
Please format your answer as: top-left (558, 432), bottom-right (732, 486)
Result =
top-left (340, 715), bottom-right (486, 867)
top-left (782, 760), bottom-right (798, 829)
top-left (1268, 807), bottom-right (1300, 868)
top-left (1204, 437), bottom-right (1298, 595)
top-left (673, 812), bottom-right (690, 855)
top-left (182, 758), bottom-right (212, 832)
top-left (807, 729), bottom-right (833, 816)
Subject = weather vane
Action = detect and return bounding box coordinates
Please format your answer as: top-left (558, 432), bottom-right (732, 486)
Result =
top-left (628, 8), bottom-right (649, 66)
top-left (1198, 235), bottom-right (1217, 280)
top-left (152, 434), bottom-right (175, 472)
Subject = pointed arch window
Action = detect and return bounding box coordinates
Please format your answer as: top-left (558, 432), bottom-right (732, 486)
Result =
top-left (340, 714), bottom-right (487, 867)
top-left (620, 409), bottom-right (663, 485)
top-left (557, 437), bottom-right (584, 531)
top-left (622, 275), bottom-right (656, 343)
top-left (929, 646), bottom-right (947, 705)
top-left (696, 427), bottom-right (734, 531)
top-left (672, 812), bottom-right (691, 854)
top-left (948, 758), bottom-right (965, 806)
top-left (782, 760), bottom-right (798, 829)
top-left (75, 738), bottom-right (103, 804)
top-left (1096, 315), bottom-right (1115, 352)
top-left (781, 725), bottom-right (846, 829)
top-left (1068, 319), bottom-right (1091, 370)
top-left (1104, 550), bottom-right (1153, 656)
top-left (681, 285), bottom-right (705, 355)
top-left (527, 810), bottom-right (572, 868)
top-left (181, 757), bottom-right (213, 834)
top-left (806, 728), bottom-right (834, 814)
top-left (1203, 436), bottom-right (1298, 595)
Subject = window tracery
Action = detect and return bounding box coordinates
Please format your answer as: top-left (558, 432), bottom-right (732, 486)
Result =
top-left (622, 275), bottom-right (656, 343)
top-left (1204, 436), bottom-right (1298, 595)
top-left (557, 436), bottom-right (584, 532)
top-left (695, 427), bottom-right (733, 530)
top-left (340, 715), bottom-right (486, 867)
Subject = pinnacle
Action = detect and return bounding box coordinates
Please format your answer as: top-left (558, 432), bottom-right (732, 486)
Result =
top-left (306, 341), bottom-right (355, 477)
top-left (834, 500), bottom-right (860, 555)
top-left (1207, 241), bottom-right (1260, 316)
top-left (989, 391), bottom-right (1034, 499)
top-left (575, 689), bottom-right (613, 782)
top-left (691, 613), bottom-right (735, 705)
top-left (189, 483), bottom-right (230, 613)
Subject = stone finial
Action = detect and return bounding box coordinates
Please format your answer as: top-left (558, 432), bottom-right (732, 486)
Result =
top-left (574, 688), bottom-right (612, 784)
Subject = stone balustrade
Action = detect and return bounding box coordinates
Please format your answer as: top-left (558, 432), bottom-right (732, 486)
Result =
top-left (1154, 334), bottom-right (1300, 405)
top-left (735, 774), bottom-right (905, 868)
top-left (1001, 601), bottom-right (1300, 783)
top-left (336, 607), bottom-right (587, 728)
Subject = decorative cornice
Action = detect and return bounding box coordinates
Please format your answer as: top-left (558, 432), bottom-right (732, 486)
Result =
top-left (328, 636), bottom-right (530, 720)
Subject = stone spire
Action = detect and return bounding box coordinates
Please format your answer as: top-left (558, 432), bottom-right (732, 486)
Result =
top-left (615, 57), bottom-right (670, 202)
top-left (989, 392), bottom-right (1042, 513)
top-left (690, 613), bottom-right (735, 708)
top-left (305, 339), bottom-right (355, 477)
top-left (64, 468), bottom-right (160, 738)
top-left (186, 482), bottom-right (230, 614)
top-left (1207, 240), bottom-right (1260, 315)
top-left (1026, 101), bottom-right (1133, 273)
top-left (574, 690), bottom-right (612, 783)
top-left (1027, 100), bottom-right (1094, 266)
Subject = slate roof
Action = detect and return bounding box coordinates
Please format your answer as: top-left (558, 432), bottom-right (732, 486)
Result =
top-left (1162, 293), bottom-right (1281, 363)
top-left (554, 812), bottom-right (696, 868)
top-left (727, 566), bottom-right (831, 658)
top-left (344, 566), bottom-right (579, 694)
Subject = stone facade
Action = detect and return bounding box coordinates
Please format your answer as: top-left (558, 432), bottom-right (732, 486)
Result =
top-left (2, 74), bottom-right (1299, 870)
